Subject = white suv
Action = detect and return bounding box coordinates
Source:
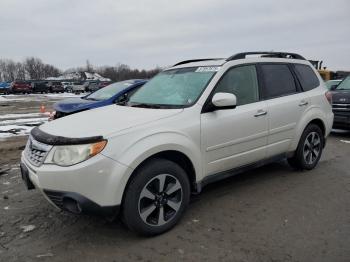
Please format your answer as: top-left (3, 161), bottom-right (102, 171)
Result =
top-left (21, 52), bottom-right (334, 235)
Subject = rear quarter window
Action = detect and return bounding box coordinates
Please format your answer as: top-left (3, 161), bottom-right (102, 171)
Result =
top-left (293, 64), bottom-right (320, 91)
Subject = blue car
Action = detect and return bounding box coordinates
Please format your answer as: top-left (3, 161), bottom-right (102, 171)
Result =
top-left (52, 79), bottom-right (147, 119)
top-left (0, 82), bottom-right (11, 94)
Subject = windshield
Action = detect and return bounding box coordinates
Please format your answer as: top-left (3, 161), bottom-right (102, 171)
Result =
top-left (128, 67), bottom-right (218, 108)
top-left (336, 77), bottom-right (350, 90)
top-left (326, 80), bottom-right (340, 89)
top-left (86, 81), bottom-right (134, 101)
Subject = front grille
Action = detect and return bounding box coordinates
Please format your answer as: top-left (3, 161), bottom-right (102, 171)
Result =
top-left (332, 103), bottom-right (350, 112)
top-left (25, 137), bottom-right (52, 166)
top-left (44, 190), bottom-right (64, 208)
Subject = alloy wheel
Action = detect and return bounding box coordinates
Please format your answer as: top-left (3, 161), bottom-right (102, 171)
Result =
top-left (303, 132), bottom-right (321, 165)
top-left (138, 174), bottom-right (182, 226)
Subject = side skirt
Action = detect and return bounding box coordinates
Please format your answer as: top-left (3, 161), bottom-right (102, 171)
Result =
top-left (195, 153), bottom-right (287, 193)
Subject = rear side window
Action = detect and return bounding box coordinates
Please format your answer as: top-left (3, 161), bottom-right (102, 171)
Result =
top-left (260, 64), bottom-right (297, 99)
top-left (294, 64), bottom-right (320, 91)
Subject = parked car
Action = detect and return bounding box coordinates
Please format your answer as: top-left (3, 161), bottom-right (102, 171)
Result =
top-left (32, 81), bottom-right (49, 93)
top-left (330, 76), bottom-right (350, 129)
top-left (21, 52), bottom-right (333, 236)
top-left (9, 80), bottom-right (32, 94)
top-left (52, 79), bottom-right (146, 119)
top-left (48, 82), bottom-right (64, 93)
top-left (85, 81), bottom-right (100, 92)
top-left (0, 81), bottom-right (11, 94)
top-left (325, 79), bottom-right (342, 90)
top-left (62, 82), bottom-right (73, 91)
top-left (66, 82), bottom-right (86, 93)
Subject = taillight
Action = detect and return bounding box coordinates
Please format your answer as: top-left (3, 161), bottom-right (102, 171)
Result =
top-left (325, 91), bottom-right (332, 105)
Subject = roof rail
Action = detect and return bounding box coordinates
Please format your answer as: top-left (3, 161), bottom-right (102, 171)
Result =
top-left (226, 52), bottom-right (306, 61)
top-left (173, 58), bottom-right (224, 67)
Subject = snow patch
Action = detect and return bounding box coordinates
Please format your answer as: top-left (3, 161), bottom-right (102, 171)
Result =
top-left (0, 125), bottom-right (36, 138)
top-left (20, 225), bottom-right (36, 233)
top-left (0, 112), bottom-right (48, 120)
top-left (0, 117), bottom-right (48, 126)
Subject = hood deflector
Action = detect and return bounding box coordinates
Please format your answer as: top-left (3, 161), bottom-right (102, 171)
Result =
top-left (30, 127), bottom-right (104, 146)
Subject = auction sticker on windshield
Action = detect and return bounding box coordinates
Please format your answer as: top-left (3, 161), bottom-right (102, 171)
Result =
top-left (195, 66), bottom-right (221, 72)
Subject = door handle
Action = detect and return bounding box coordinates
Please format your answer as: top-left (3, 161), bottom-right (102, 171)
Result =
top-left (299, 100), bottom-right (308, 106)
top-left (254, 110), bottom-right (267, 117)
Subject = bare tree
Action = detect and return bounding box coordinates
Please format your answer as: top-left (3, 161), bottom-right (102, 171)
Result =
top-left (24, 57), bottom-right (45, 79)
top-left (15, 62), bottom-right (26, 80)
top-left (0, 56), bottom-right (159, 82)
top-left (0, 59), bottom-right (17, 81)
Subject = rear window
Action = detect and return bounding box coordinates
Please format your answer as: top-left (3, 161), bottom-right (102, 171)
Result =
top-left (260, 64), bottom-right (297, 99)
top-left (294, 64), bottom-right (320, 91)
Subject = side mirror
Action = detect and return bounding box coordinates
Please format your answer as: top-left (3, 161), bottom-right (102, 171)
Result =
top-left (211, 92), bottom-right (237, 109)
top-left (330, 85), bottom-right (337, 91)
top-left (115, 93), bottom-right (128, 104)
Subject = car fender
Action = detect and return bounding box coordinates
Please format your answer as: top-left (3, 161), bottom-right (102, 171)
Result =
top-left (102, 130), bottom-right (202, 203)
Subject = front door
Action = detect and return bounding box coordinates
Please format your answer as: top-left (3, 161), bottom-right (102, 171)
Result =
top-left (201, 65), bottom-right (268, 176)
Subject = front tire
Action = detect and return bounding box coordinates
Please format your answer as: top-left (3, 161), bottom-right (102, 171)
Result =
top-left (122, 158), bottom-right (190, 236)
top-left (288, 124), bottom-right (324, 170)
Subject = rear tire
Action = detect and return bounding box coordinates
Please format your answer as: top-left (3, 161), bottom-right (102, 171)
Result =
top-left (288, 124), bottom-right (324, 170)
top-left (122, 158), bottom-right (190, 236)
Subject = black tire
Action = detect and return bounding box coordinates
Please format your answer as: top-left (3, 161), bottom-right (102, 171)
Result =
top-left (288, 124), bottom-right (324, 170)
top-left (122, 158), bottom-right (190, 236)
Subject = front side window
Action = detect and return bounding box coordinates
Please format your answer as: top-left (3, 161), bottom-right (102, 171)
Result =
top-left (213, 65), bottom-right (259, 106)
top-left (260, 64), bottom-right (297, 99)
top-left (129, 67), bottom-right (217, 108)
top-left (294, 64), bottom-right (320, 91)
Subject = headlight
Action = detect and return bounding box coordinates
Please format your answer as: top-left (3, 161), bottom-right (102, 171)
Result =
top-left (44, 140), bottom-right (107, 166)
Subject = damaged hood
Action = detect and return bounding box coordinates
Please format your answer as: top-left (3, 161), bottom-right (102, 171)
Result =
top-left (39, 104), bottom-right (183, 139)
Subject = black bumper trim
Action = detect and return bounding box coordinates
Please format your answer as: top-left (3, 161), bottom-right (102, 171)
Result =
top-left (31, 127), bottom-right (104, 146)
top-left (43, 189), bottom-right (120, 217)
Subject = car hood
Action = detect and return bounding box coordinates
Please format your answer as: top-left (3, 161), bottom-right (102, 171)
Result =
top-left (39, 105), bottom-right (183, 138)
top-left (53, 97), bottom-right (103, 113)
top-left (331, 90), bottom-right (350, 103)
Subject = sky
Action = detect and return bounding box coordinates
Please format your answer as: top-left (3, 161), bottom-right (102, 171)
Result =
top-left (0, 0), bottom-right (349, 71)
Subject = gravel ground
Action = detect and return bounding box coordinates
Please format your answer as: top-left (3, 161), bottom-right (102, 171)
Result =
top-left (0, 94), bottom-right (350, 262)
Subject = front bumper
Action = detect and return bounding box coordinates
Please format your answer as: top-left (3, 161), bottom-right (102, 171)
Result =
top-left (43, 189), bottom-right (120, 216)
top-left (21, 151), bottom-right (133, 215)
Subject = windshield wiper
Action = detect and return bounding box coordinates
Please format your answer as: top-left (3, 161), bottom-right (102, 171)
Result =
top-left (129, 103), bottom-right (162, 109)
top-left (85, 97), bottom-right (99, 101)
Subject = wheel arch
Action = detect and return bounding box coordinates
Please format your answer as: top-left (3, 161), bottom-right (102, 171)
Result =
top-left (127, 149), bottom-right (198, 194)
top-left (119, 149), bottom-right (199, 215)
top-left (291, 112), bottom-right (328, 151)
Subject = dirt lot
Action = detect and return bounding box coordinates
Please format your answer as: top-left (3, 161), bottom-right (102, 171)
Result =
top-left (1, 94), bottom-right (350, 262)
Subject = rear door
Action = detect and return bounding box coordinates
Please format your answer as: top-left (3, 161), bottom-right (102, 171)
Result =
top-left (258, 63), bottom-right (310, 157)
